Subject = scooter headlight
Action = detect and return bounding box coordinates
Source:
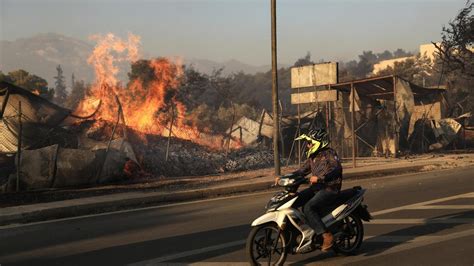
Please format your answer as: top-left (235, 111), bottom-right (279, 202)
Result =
top-left (277, 178), bottom-right (294, 187)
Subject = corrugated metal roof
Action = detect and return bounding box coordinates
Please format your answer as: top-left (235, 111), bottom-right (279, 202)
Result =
top-left (0, 82), bottom-right (73, 153)
top-left (330, 75), bottom-right (445, 100)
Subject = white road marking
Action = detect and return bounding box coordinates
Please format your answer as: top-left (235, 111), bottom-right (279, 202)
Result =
top-left (154, 263), bottom-right (247, 266)
top-left (2, 169), bottom-right (471, 230)
top-left (3, 190), bottom-right (471, 230)
top-left (129, 227), bottom-right (474, 266)
top-left (319, 229), bottom-right (474, 265)
top-left (406, 205), bottom-right (474, 210)
top-left (371, 192), bottom-right (474, 216)
top-left (128, 230), bottom-right (474, 265)
top-left (2, 190), bottom-right (473, 264)
top-left (369, 218), bottom-right (473, 224)
top-left (128, 192), bottom-right (474, 264)
top-left (363, 233), bottom-right (473, 243)
top-left (0, 190), bottom-right (277, 230)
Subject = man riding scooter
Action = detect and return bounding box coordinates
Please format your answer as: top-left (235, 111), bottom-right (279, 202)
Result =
top-left (291, 128), bottom-right (343, 252)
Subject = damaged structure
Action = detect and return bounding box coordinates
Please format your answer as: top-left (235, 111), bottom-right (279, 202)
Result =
top-left (290, 74), bottom-right (470, 164)
top-left (229, 73), bottom-right (468, 166)
top-left (0, 81), bottom-right (275, 192)
top-left (0, 81), bottom-right (137, 192)
top-left (327, 75), bottom-right (448, 157)
top-left (228, 109), bottom-right (320, 159)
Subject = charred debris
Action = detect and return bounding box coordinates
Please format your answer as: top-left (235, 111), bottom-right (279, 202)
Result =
top-left (0, 81), bottom-right (273, 192)
top-left (1, 75), bottom-right (472, 192)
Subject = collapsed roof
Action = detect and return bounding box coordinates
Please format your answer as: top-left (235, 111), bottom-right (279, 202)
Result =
top-left (0, 81), bottom-right (95, 153)
top-left (330, 75), bottom-right (445, 101)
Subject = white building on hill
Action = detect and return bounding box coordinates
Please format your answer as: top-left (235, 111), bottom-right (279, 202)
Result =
top-left (373, 43), bottom-right (439, 74)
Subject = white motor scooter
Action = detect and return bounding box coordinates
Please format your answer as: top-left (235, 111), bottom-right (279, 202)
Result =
top-left (246, 174), bottom-right (372, 265)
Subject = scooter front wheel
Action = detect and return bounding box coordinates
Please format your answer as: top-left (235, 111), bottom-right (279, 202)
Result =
top-left (246, 223), bottom-right (288, 265)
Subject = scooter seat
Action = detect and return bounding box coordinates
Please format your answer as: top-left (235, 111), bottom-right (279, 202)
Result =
top-left (319, 188), bottom-right (358, 215)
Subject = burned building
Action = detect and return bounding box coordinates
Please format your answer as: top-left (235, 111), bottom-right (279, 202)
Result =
top-left (327, 75), bottom-right (447, 157)
top-left (0, 81), bottom-right (136, 191)
top-left (1, 81), bottom-right (276, 192)
top-left (288, 74), bottom-right (454, 163)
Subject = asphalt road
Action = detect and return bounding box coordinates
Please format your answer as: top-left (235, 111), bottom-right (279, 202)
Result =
top-left (0, 166), bottom-right (473, 265)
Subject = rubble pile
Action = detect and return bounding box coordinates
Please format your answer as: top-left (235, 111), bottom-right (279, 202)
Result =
top-left (83, 120), bottom-right (274, 177)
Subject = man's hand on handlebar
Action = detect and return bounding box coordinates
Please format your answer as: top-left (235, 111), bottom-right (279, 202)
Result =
top-left (274, 173), bottom-right (296, 186)
top-left (310, 175), bottom-right (319, 184)
top-left (274, 176), bottom-right (279, 186)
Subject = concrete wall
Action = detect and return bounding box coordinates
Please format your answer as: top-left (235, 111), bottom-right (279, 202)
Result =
top-left (373, 56), bottom-right (413, 74)
top-left (373, 43), bottom-right (440, 74)
top-left (420, 43), bottom-right (439, 62)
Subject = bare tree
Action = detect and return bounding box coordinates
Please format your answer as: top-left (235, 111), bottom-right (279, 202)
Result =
top-left (434, 1), bottom-right (474, 77)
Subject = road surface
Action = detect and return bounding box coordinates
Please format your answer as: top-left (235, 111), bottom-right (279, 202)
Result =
top-left (0, 166), bottom-right (473, 265)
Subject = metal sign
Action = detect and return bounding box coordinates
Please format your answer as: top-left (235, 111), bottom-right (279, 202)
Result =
top-left (291, 90), bottom-right (338, 104)
top-left (291, 62), bottom-right (338, 89)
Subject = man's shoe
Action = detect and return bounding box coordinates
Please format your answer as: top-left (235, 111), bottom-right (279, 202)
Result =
top-left (321, 232), bottom-right (334, 252)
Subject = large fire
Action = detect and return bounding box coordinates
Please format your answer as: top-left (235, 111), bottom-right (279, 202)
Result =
top-left (75, 33), bottom-right (239, 150)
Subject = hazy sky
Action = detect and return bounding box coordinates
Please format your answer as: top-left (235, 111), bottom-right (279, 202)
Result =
top-left (0, 0), bottom-right (467, 65)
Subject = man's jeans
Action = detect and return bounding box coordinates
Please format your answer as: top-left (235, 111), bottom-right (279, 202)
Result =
top-left (301, 189), bottom-right (338, 235)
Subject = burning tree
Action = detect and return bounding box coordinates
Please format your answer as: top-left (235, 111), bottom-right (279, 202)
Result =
top-left (1, 69), bottom-right (54, 100)
top-left (74, 33), bottom-right (239, 150)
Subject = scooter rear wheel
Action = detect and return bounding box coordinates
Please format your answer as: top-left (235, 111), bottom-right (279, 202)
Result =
top-left (246, 223), bottom-right (287, 265)
top-left (333, 213), bottom-right (364, 255)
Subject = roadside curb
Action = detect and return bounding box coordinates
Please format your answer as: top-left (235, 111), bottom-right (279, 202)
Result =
top-left (0, 163), bottom-right (440, 226)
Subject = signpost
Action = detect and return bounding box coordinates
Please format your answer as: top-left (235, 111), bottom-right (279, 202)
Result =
top-left (290, 90), bottom-right (338, 105)
top-left (271, 0), bottom-right (280, 176)
top-left (291, 62), bottom-right (338, 89)
top-left (290, 62), bottom-right (340, 166)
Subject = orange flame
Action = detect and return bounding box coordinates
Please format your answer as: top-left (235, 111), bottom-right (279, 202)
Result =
top-left (75, 33), bottom-right (241, 150)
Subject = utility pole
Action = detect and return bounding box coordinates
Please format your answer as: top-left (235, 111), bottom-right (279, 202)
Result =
top-left (351, 83), bottom-right (356, 168)
top-left (17, 101), bottom-right (22, 192)
top-left (271, 0), bottom-right (281, 175)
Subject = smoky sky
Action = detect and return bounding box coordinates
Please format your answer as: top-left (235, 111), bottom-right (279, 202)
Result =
top-left (0, 0), bottom-right (466, 65)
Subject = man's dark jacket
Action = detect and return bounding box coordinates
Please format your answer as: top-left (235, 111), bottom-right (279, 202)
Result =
top-left (293, 147), bottom-right (343, 192)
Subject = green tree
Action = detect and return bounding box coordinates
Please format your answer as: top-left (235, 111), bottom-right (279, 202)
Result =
top-left (178, 66), bottom-right (223, 109)
top-left (186, 102), bottom-right (258, 133)
top-left (65, 79), bottom-right (88, 110)
top-left (376, 50), bottom-right (393, 61)
top-left (393, 48), bottom-right (413, 58)
top-left (0, 71), bottom-right (13, 83)
top-left (186, 103), bottom-right (213, 131)
top-left (71, 73), bottom-right (75, 89)
top-left (6, 69), bottom-right (54, 100)
top-left (354, 51), bottom-right (378, 78)
top-left (54, 65), bottom-right (68, 104)
top-left (339, 48), bottom-right (413, 81)
top-left (128, 59), bottom-right (157, 86)
top-left (377, 55), bottom-right (436, 86)
top-left (293, 52), bottom-right (314, 67)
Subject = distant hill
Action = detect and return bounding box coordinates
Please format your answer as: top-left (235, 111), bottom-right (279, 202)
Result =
top-left (0, 33), bottom-right (95, 87)
top-left (183, 58), bottom-right (278, 76)
top-left (0, 33), bottom-right (281, 87)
